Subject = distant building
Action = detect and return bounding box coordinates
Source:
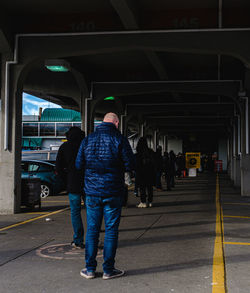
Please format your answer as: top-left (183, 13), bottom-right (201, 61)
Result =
top-left (22, 108), bottom-right (136, 152)
top-left (22, 108), bottom-right (82, 150)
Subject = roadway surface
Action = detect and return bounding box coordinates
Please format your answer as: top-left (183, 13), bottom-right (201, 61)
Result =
top-left (0, 173), bottom-right (250, 293)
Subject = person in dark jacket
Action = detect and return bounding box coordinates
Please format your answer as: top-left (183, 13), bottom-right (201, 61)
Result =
top-left (135, 137), bottom-right (155, 208)
top-left (176, 152), bottom-right (185, 177)
top-left (56, 127), bottom-right (85, 249)
top-left (169, 150), bottom-right (176, 187)
top-left (76, 112), bottom-right (135, 280)
top-left (154, 145), bottom-right (164, 190)
top-left (163, 151), bottom-right (172, 191)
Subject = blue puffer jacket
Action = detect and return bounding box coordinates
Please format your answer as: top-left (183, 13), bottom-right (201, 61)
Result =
top-left (75, 122), bottom-right (135, 197)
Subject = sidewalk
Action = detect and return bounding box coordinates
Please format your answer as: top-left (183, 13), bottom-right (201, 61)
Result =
top-left (220, 175), bottom-right (250, 293)
top-left (0, 173), bottom-right (248, 292)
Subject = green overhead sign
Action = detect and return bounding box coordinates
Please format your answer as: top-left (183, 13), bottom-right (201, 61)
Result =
top-left (104, 96), bottom-right (115, 100)
top-left (45, 65), bottom-right (69, 72)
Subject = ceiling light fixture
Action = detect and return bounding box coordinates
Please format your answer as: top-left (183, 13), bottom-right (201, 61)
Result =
top-left (104, 96), bottom-right (115, 101)
top-left (45, 59), bottom-right (70, 72)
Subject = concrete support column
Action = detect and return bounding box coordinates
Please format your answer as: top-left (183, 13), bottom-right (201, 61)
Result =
top-left (233, 156), bottom-right (241, 187)
top-left (232, 115), bottom-right (241, 187)
top-left (218, 137), bottom-right (228, 171)
top-left (233, 115), bottom-right (241, 187)
top-left (163, 135), bottom-right (168, 152)
top-left (230, 120), bottom-right (236, 181)
top-left (240, 97), bottom-right (250, 195)
top-left (240, 97), bottom-right (249, 154)
top-left (237, 115), bottom-right (241, 154)
top-left (137, 114), bottom-right (145, 138)
top-left (70, 69), bottom-right (89, 134)
top-left (87, 99), bottom-right (96, 134)
top-left (228, 134), bottom-right (233, 180)
top-left (158, 135), bottom-right (164, 151)
top-left (153, 130), bottom-right (157, 151)
top-left (241, 154), bottom-right (250, 196)
top-left (120, 114), bottom-right (127, 135)
top-left (146, 128), bottom-right (153, 149)
top-left (87, 89), bottom-right (102, 135)
top-left (120, 114), bottom-right (123, 134)
top-left (80, 97), bottom-right (86, 132)
top-left (84, 97), bottom-right (92, 134)
top-left (139, 123), bottom-right (144, 137)
top-left (230, 154), bottom-right (235, 181)
top-left (0, 54), bottom-right (22, 214)
top-left (240, 71), bottom-right (250, 195)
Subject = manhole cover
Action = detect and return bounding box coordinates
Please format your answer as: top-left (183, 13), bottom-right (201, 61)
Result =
top-left (36, 243), bottom-right (103, 260)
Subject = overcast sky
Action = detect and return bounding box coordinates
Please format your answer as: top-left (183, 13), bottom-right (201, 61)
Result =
top-left (22, 93), bottom-right (61, 115)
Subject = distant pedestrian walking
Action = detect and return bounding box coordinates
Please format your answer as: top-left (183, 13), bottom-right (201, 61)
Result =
top-left (163, 151), bottom-right (172, 191)
top-left (135, 137), bottom-right (155, 208)
top-left (56, 127), bottom-right (85, 249)
top-left (169, 150), bottom-right (176, 188)
top-left (76, 112), bottom-right (135, 280)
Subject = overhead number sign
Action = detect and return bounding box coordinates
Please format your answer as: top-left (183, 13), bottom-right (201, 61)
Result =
top-left (185, 152), bottom-right (201, 169)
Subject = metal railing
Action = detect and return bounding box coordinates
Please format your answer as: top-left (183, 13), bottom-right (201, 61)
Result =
top-left (22, 122), bottom-right (81, 138)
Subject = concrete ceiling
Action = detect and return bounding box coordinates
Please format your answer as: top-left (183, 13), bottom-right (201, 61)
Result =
top-left (1, 0), bottom-right (250, 151)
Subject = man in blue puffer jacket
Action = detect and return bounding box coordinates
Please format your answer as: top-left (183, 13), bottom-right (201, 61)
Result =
top-left (76, 112), bottom-right (135, 280)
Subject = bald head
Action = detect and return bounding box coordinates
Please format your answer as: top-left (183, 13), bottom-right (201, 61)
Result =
top-left (103, 112), bottom-right (119, 128)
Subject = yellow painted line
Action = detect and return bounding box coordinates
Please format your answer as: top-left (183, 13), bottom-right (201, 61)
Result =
top-left (224, 203), bottom-right (250, 206)
top-left (224, 242), bottom-right (250, 246)
top-left (224, 215), bottom-right (250, 219)
top-left (212, 174), bottom-right (226, 293)
top-left (0, 207), bottom-right (70, 232)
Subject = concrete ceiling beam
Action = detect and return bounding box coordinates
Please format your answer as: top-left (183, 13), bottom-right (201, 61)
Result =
top-left (0, 29), bottom-right (11, 53)
top-left (145, 115), bottom-right (232, 119)
top-left (110, 0), bottom-right (168, 81)
top-left (159, 129), bottom-right (226, 134)
top-left (17, 30), bottom-right (250, 68)
top-left (150, 125), bottom-right (227, 129)
top-left (0, 11), bottom-right (13, 53)
top-left (110, 0), bottom-right (138, 30)
top-left (93, 80), bottom-right (241, 99)
top-left (127, 102), bottom-right (234, 113)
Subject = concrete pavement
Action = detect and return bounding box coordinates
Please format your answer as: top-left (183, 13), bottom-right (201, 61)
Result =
top-left (0, 173), bottom-right (249, 292)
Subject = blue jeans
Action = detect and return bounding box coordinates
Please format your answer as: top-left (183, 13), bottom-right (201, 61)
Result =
top-left (68, 193), bottom-right (84, 245)
top-left (85, 195), bottom-right (122, 274)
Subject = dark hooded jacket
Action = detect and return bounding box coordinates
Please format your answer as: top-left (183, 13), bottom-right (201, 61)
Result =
top-left (56, 127), bottom-right (85, 194)
top-left (135, 137), bottom-right (155, 186)
top-left (75, 122), bottom-right (135, 197)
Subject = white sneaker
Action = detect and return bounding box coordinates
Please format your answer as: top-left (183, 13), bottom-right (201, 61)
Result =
top-left (148, 203), bottom-right (153, 208)
top-left (80, 269), bottom-right (95, 279)
top-left (137, 202), bottom-right (147, 208)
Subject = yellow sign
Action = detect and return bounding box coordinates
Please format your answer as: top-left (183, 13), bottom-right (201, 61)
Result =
top-left (185, 152), bottom-right (201, 169)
